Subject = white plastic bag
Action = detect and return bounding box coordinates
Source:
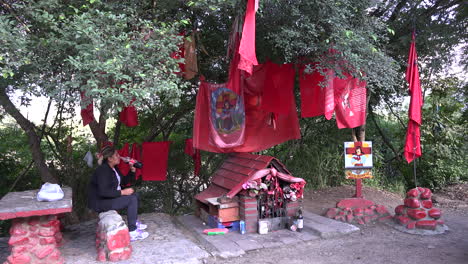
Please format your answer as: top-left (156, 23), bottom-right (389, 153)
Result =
top-left (37, 182), bottom-right (64, 202)
top-left (83, 150), bottom-right (94, 168)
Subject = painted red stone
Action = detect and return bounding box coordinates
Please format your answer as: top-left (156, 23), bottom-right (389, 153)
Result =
top-left (40, 237), bottom-right (56, 245)
top-left (437, 220), bottom-right (444, 225)
top-left (420, 188), bottom-right (432, 199)
top-left (428, 208), bottom-right (441, 219)
top-left (8, 236), bottom-right (29, 246)
top-left (346, 214), bottom-right (354, 223)
top-left (337, 198), bottom-right (374, 209)
top-left (406, 188), bottom-right (419, 198)
top-left (10, 225), bottom-right (28, 236)
top-left (406, 221), bottom-right (416, 229)
top-left (326, 208), bottom-right (338, 218)
top-left (363, 208), bottom-right (374, 216)
top-left (107, 229), bottom-right (131, 251)
top-left (39, 228), bottom-right (55, 237)
top-left (34, 245), bottom-right (54, 259)
top-left (29, 226), bottom-right (38, 232)
top-left (353, 208), bottom-right (363, 215)
top-left (417, 187), bottom-right (425, 193)
top-left (395, 215), bottom-right (411, 225)
top-left (404, 198), bottom-right (420, 208)
top-left (421, 200), bottom-right (433, 209)
top-left (28, 217), bottom-right (40, 226)
top-left (11, 246), bottom-right (28, 255)
top-left (6, 253), bottom-right (31, 264)
top-left (108, 247), bottom-right (132, 262)
top-left (416, 220), bottom-right (437, 230)
top-left (357, 218), bottom-right (365, 225)
top-left (374, 205), bottom-right (388, 215)
top-left (407, 209), bottom-right (427, 220)
top-left (394, 205), bottom-right (405, 215)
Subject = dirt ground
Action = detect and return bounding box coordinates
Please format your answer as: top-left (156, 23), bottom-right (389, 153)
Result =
top-left (206, 184), bottom-right (468, 264)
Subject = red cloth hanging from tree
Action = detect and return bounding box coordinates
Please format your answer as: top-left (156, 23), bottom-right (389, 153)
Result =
top-left (238, 0), bottom-right (259, 75)
top-left (184, 138), bottom-right (201, 176)
top-left (193, 65), bottom-right (300, 153)
top-left (80, 91), bottom-right (94, 126)
top-left (260, 62), bottom-right (295, 116)
top-left (333, 74), bottom-right (367, 129)
top-left (119, 99), bottom-right (139, 127)
top-left (404, 32), bottom-right (423, 163)
top-left (141, 141), bottom-right (171, 181)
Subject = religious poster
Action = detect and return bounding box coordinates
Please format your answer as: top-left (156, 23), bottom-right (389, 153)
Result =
top-left (344, 141), bottom-right (373, 179)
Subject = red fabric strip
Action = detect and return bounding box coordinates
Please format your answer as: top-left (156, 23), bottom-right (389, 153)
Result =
top-left (260, 62), bottom-right (295, 116)
top-left (80, 91), bottom-right (94, 126)
top-left (238, 0), bottom-right (258, 75)
top-left (141, 141), bottom-right (171, 181)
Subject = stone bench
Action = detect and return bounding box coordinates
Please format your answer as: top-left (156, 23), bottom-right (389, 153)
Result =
top-left (95, 210), bottom-right (132, 262)
top-left (0, 187), bottom-right (72, 264)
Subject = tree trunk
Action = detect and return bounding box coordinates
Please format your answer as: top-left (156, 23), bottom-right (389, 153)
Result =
top-left (0, 85), bottom-right (58, 183)
top-left (88, 104), bottom-right (109, 149)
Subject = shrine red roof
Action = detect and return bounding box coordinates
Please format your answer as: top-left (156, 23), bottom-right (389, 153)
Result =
top-left (195, 152), bottom-right (291, 204)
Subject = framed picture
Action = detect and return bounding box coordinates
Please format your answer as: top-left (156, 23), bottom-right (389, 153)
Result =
top-left (344, 141), bottom-right (373, 169)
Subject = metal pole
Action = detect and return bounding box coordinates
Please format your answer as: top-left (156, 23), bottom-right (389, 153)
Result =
top-left (413, 130), bottom-right (417, 188)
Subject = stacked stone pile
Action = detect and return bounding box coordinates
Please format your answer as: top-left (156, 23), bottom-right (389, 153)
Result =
top-left (3, 215), bottom-right (64, 264)
top-left (325, 198), bottom-right (392, 225)
top-left (394, 187), bottom-right (443, 230)
top-left (95, 210), bottom-right (132, 262)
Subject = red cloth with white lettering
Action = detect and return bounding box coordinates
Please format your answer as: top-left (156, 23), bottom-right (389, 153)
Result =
top-left (80, 91), bottom-right (94, 126)
top-left (404, 32), bottom-right (423, 163)
top-left (141, 141), bottom-right (171, 181)
top-left (333, 74), bottom-right (367, 129)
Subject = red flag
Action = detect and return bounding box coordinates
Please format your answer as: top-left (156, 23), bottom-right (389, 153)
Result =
top-left (142, 141), bottom-right (171, 181)
top-left (404, 32), bottom-right (423, 163)
top-left (238, 0), bottom-right (258, 75)
top-left (80, 91), bottom-right (94, 126)
top-left (299, 64), bottom-right (336, 118)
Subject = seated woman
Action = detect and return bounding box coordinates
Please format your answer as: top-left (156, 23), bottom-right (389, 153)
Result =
top-left (87, 145), bottom-right (149, 241)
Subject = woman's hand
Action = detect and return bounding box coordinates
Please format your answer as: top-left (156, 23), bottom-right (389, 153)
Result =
top-left (121, 188), bottom-right (134, 196)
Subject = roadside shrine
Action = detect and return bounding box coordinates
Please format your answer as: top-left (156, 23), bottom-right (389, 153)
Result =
top-left (195, 153), bottom-right (306, 234)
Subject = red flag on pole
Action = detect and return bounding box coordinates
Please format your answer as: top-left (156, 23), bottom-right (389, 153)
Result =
top-left (404, 32), bottom-right (423, 163)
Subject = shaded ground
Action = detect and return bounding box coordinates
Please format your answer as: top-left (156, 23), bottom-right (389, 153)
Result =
top-left (204, 184), bottom-right (468, 264)
top-left (1, 184), bottom-right (467, 264)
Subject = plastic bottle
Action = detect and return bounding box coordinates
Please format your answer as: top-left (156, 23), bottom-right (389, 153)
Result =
top-left (297, 209), bottom-right (304, 232)
top-left (120, 156), bottom-right (143, 169)
top-left (239, 220), bottom-right (246, 234)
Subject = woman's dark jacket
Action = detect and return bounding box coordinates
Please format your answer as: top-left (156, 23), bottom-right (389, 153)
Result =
top-left (87, 162), bottom-right (135, 211)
